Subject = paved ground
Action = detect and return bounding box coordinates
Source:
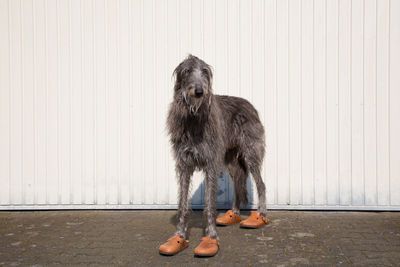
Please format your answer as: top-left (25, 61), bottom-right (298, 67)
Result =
top-left (0, 210), bottom-right (399, 266)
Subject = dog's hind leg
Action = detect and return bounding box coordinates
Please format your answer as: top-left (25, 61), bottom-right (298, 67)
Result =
top-left (175, 166), bottom-right (194, 239)
top-left (242, 142), bottom-right (267, 216)
top-left (238, 145), bottom-right (269, 228)
top-left (249, 165), bottom-right (267, 216)
top-left (228, 157), bottom-right (248, 214)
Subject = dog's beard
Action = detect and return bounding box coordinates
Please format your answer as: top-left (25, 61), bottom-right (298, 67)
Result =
top-left (183, 91), bottom-right (203, 115)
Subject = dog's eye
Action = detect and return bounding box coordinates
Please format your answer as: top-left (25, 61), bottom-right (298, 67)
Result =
top-left (182, 69), bottom-right (190, 76)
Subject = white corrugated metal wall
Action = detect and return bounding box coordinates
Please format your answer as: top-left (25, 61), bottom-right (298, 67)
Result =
top-left (0, 0), bottom-right (399, 210)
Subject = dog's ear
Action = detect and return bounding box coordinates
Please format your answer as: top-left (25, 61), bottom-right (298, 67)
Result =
top-left (202, 64), bottom-right (213, 88)
top-left (173, 62), bottom-right (185, 91)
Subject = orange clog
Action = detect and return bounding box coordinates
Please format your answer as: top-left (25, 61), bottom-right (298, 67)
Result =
top-left (216, 210), bottom-right (242, 226)
top-left (240, 211), bottom-right (269, 228)
top-left (159, 235), bottom-right (189, 256)
top-left (194, 236), bottom-right (219, 257)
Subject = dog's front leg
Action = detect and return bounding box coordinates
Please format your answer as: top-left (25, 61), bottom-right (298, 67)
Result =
top-left (175, 167), bottom-right (193, 238)
top-left (193, 169), bottom-right (220, 257)
top-left (203, 169), bottom-right (218, 239)
top-left (159, 166), bottom-right (193, 256)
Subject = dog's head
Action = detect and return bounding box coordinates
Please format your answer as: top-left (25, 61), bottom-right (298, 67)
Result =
top-left (173, 54), bottom-right (213, 115)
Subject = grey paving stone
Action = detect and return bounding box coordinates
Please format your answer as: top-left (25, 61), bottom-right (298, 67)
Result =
top-left (0, 210), bottom-right (399, 266)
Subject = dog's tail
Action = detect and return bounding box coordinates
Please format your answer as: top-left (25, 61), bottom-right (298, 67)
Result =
top-left (230, 156), bottom-right (249, 207)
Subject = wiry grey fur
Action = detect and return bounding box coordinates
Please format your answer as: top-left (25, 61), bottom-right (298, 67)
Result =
top-left (167, 55), bottom-right (267, 240)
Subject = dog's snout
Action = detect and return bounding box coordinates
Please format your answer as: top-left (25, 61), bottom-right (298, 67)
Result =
top-left (195, 85), bottom-right (203, 97)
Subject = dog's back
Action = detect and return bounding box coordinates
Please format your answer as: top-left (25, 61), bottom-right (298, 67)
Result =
top-left (214, 94), bottom-right (265, 157)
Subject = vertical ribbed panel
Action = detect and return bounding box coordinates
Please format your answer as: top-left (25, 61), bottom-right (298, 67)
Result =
top-left (0, 0), bottom-right (399, 210)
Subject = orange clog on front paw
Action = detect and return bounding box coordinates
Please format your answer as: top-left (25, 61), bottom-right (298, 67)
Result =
top-left (194, 236), bottom-right (219, 257)
top-left (159, 235), bottom-right (189, 256)
top-left (240, 211), bottom-right (269, 229)
top-left (216, 210), bottom-right (242, 226)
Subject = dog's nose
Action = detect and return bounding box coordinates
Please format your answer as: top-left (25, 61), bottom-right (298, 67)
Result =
top-left (195, 86), bottom-right (203, 97)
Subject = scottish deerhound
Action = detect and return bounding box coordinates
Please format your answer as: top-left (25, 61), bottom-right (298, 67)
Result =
top-left (162, 55), bottom-right (266, 255)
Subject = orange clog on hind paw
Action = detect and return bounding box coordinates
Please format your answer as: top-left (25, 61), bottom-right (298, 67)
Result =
top-left (159, 235), bottom-right (189, 256)
top-left (216, 210), bottom-right (242, 226)
top-left (240, 211), bottom-right (269, 229)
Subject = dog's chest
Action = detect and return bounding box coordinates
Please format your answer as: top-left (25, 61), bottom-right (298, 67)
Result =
top-left (174, 134), bottom-right (211, 167)
top-left (171, 115), bottom-right (216, 167)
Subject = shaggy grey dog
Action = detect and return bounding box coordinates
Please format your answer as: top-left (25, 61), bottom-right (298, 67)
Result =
top-left (167, 55), bottom-right (266, 240)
